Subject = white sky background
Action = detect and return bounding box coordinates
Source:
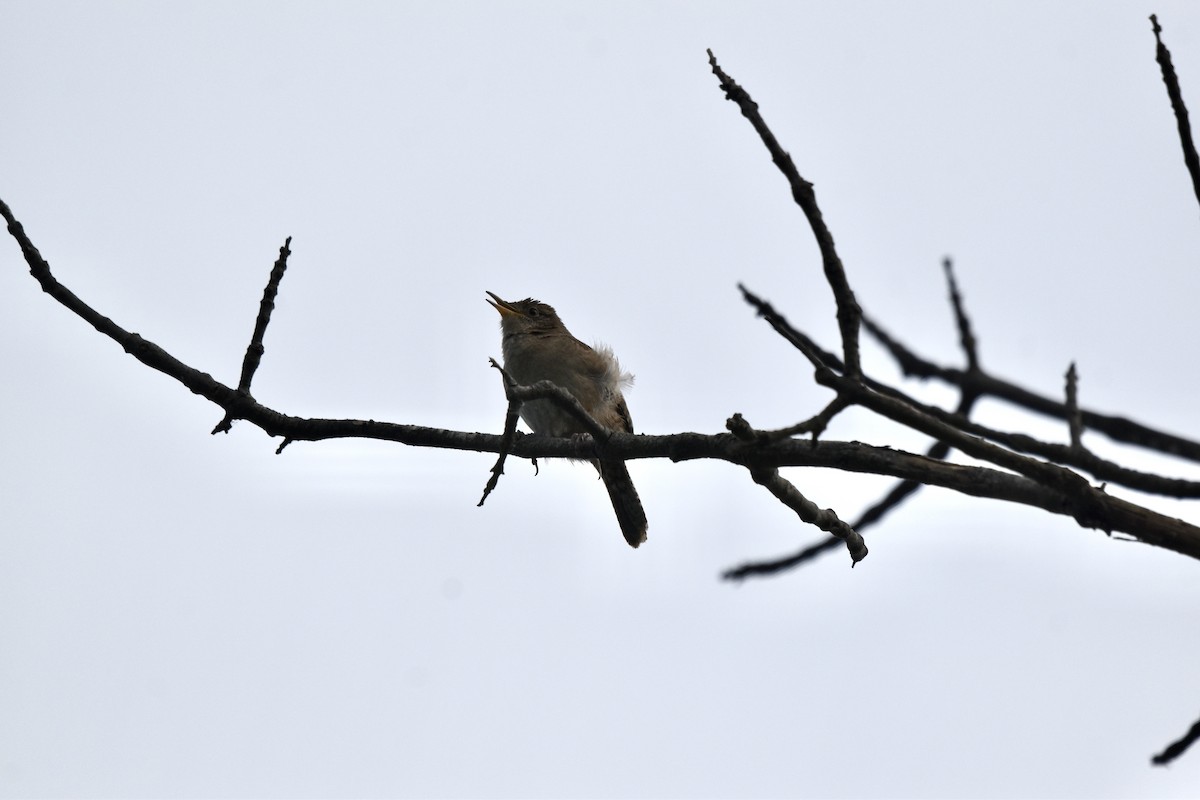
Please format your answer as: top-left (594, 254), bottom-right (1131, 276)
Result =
top-left (3, 1), bottom-right (1200, 796)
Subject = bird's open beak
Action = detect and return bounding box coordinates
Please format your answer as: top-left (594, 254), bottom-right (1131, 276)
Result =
top-left (486, 291), bottom-right (522, 318)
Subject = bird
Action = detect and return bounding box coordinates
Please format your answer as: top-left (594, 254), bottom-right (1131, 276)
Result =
top-left (486, 291), bottom-right (648, 548)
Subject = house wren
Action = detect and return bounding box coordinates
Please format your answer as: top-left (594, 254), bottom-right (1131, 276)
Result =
top-left (486, 291), bottom-right (648, 548)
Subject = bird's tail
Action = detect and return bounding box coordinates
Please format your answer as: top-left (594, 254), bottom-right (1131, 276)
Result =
top-left (599, 459), bottom-right (648, 548)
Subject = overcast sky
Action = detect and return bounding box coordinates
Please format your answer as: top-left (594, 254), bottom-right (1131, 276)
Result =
top-left (4, 1), bottom-right (1200, 797)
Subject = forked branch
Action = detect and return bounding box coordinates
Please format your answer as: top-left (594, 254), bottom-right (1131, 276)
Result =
top-left (4, 17), bottom-right (1200, 766)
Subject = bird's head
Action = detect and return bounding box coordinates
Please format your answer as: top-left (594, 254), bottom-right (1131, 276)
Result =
top-left (486, 291), bottom-right (567, 335)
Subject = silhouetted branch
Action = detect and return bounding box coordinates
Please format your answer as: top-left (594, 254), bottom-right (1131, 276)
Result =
top-left (720, 266), bottom-right (984, 578)
top-left (6, 14), bottom-right (1198, 768)
top-left (749, 463), bottom-right (868, 565)
top-left (742, 279), bottom-right (1200, 500)
top-left (708, 36), bottom-right (1200, 575)
top-left (710, 49), bottom-right (863, 379)
top-left (9, 195), bottom-right (1200, 561)
top-left (1151, 14), bottom-right (1200, 213)
top-left (477, 360), bottom-right (627, 506)
top-left (1065, 362), bottom-right (1083, 450)
top-left (728, 412), bottom-right (867, 563)
top-left (758, 396), bottom-right (851, 443)
top-left (1153, 711), bottom-right (1200, 766)
top-left (213, 236), bottom-right (292, 435)
top-left (863, 313), bottom-right (1200, 463)
top-left (738, 282), bottom-right (841, 372)
top-left (943, 257), bottom-right (979, 371)
top-left (478, 358), bottom-right (524, 507)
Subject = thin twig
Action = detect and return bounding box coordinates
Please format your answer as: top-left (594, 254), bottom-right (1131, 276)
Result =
top-left (506, 380), bottom-right (611, 441)
top-left (726, 398), bottom-right (849, 444)
top-left (739, 282), bottom-right (840, 372)
top-left (863, 312), bottom-right (1200, 463)
top-left (724, 391), bottom-right (981, 580)
top-left (478, 359), bottom-right (524, 506)
top-left (1152, 711), bottom-right (1200, 766)
top-left (213, 237), bottom-right (293, 434)
top-left (1151, 14), bottom-right (1200, 213)
top-left (710, 50), bottom-right (863, 378)
top-left (1065, 362), bottom-right (1083, 450)
top-left (943, 257), bottom-right (979, 372)
top-left (478, 359), bottom-right (621, 504)
top-left (748, 465), bottom-right (868, 565)
top-left (238, 238), bottom-right (292, 393)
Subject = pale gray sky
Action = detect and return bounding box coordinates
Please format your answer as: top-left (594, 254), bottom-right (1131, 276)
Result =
top-left (3, 1), bottom-right (1200, 797)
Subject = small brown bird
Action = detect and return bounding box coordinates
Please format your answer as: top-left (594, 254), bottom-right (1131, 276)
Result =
top-left (486, 291), bottom-right (648, 548)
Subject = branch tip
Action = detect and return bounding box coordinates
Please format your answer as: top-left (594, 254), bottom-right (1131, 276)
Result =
top-left (1149, 12), bottom-right (1200, 213)
top-left (942, 256), bottom-right (980, 371)
top-left (1152, 711), bottom-right (1200, 766)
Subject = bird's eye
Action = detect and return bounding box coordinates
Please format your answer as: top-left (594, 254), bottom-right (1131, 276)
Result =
top-left (528, 307), bottom-right (540, 317)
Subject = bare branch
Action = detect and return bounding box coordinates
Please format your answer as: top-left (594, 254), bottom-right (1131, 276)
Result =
top-left (749, 465), bottom-right (868, 565)
top-left (9, 200), bottom-right (1197, 557)
top-left (1153, 711), bottom-right (1200, 766)
top-left (726, 260), bottom-right (1011, 580)
top-left (760, 397), bottom-right (852, 443)
top-left (213, 236), bottom-right (293, 435)
top-left (478, 359), bottom-right (524, 507)
top-left (5, 18), bottom-right (1199, 767)
top-left (898, 387), bottom-right (1200, 498)
top-left (726, 399), bottom-right (849, 445)
top-left (238, 237), bottom-right (292, 394)
top-left (710, 50), bottom-right (863, 378)
top-left (6, 26), bottom-right (1200, 583)
top-left (744, 280), bottom-right (1200, 498)
top-left (724, 390), bottom-right (982, 581)
top-left (864, 311), bottom-right (1200, 464)
top-left (504, 379), bottom-right (612, 442)
top-left (1, 196), bottom-right (251, 414)
top-left (943, 257), bottom-right (979, 372)
top-left (1065, 362), bottom-right (1083, 451)
top-left (727, 413), bottom-right (868, 564)
top-left (739, 282), bottom-right (840, 372)
top-left (1151, 14), bottom-right (1200, 214)
top-left (5, 131), bottom-right (1200, 574)
top-left (476, 357), bottom-right (627, 507)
